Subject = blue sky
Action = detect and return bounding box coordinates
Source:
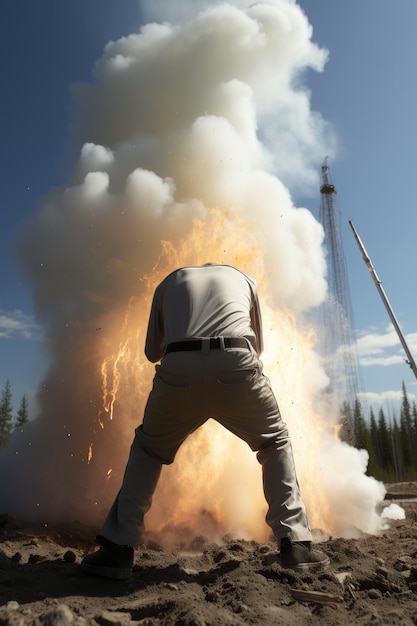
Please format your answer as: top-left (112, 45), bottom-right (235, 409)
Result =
top-left (296, 0), bottom-right (417, 411)
top-left (1, 0), bottom-right (416, 416)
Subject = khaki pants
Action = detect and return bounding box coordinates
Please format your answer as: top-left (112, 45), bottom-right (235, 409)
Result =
top-left (100, 339), bottom-right (312, 548)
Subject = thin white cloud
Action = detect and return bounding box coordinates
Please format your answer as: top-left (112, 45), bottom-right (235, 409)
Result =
top-left (356, 325), bottom-right (399, 355)
top-left (357, 389), bottom-right (416, 406)
top-left (360, 354), bottom-right (406, 367)
top-left (0, 310), bottom-right (39, 340)
top-left (356, 324), bottom-right (417, 369)
top-left (407, 332), bottom-right (417, 353)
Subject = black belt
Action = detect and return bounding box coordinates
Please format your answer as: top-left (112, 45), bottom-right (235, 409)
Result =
top-left (165, 337), bottom-right (249, 354)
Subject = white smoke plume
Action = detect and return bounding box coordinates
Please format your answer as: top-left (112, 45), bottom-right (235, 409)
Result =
top-left (0, 1), bottom-right (397, 543)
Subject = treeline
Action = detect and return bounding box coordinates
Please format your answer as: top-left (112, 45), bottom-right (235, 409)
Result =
top-left (343, 381), bottom-right (417, 483)
top-left (0, 379), bottom-right (29, 450)
top-left (1, 375), bottom-right (416, 483)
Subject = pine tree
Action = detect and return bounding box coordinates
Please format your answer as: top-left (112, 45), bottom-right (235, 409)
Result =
top-left (400, 419), bottom-right (413, 475)
top-left (400, 382), bottom-right (417, 474)
top-left (391, 416), bottom-right (404, 482)
top-left (412, 400), bottom-right (417, 433)
top-left (377, 407), bottom-right (396, 481)
top-left (353, 398), bottom-right (369, 451)
top-left (367, 407), bottom-right (380, 479)
top-left (0, 380), bottom-right (13, 450)
top-left (15, 394), bottom-right (29, 428)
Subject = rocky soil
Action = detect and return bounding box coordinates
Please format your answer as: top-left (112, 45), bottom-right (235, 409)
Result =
top-left (1, 483), bottom-right (417, 626)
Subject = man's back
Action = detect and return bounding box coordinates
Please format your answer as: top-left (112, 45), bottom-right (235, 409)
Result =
top-left (145, 264), bottom-right (263, 362)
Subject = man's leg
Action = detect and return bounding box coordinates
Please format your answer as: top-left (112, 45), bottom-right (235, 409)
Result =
top-left (99, 355), bottom-right (205, 547)
top-left (256, 423), bottom-right (312, 544)
top-left (99, 432), bottom-right (163, 548)
top-left (210, 349), bottom-right (329, 571)
top-left (80, 433), bottom-right (162, 580)
top-left (211, 352), bottom-right (311, 542)
top-left (81, 355), bottom-right (206, 578)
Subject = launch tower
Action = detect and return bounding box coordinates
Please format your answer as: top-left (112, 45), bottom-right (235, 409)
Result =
top-left (317, 158), bottom-right (362, 421)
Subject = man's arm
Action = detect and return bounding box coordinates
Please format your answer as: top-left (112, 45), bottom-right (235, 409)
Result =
top-left (144, 286), bottom-right (165, 362)
top-left (249, 282), bottom-right (264, 356)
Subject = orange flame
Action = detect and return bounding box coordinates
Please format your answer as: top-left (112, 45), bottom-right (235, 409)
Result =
top-left (97, 207), bottom-right (338, 544)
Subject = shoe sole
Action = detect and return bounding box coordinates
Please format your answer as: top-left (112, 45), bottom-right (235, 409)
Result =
top-left (284, 556), bottom-right (330, 572)
top-left (79, 561), bottom-right (132, 580)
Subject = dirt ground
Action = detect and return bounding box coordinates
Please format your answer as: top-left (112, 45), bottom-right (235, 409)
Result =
top-left (1, 483), bottom-right (417, 626)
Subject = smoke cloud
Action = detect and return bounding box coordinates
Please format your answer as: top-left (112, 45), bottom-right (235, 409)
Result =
top-left (0, 1), bottom-right (397, 544)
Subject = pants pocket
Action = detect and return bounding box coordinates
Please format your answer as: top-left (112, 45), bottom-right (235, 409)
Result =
top-left (216, 367), bottom-right (258, 385)
top-left (155, 368), bottom-right (191, 389)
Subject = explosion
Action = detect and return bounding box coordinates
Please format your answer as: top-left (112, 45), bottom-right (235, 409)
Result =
top-left (0, 1), bottom-right (393, 544)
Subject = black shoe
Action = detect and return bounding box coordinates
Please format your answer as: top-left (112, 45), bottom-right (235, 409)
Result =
top-left (80, 535), bottom-right (134, 580)
top-left (280, 538), bottom-right (330, 572)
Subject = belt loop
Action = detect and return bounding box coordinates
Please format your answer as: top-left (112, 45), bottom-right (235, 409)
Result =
top-left (202, 338), bottom-right (210, 354)
top-left (219, 336), bottom-right (225, 351)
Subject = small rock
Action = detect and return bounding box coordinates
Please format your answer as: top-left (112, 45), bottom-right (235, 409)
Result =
top-left (335, 571), bottom-right (351, 584)
top-left (63, 550), bottom-right (76, 563)
top-left (228, 542), bottom-right (246, 553)
top-left (213, 550), bottom-right (227, 563)
top-left (95, 610), bottom-right (132, 626)
top-left (394, 556), bottom-right (412, 571)
top-left (39, 604), bottom-right (74, 626)
top-left (29, 554), bottom-right (46, 564)
top-left (376, 566), bottom-right (389, 577)
top-left (0, 613), bottom-right (25, 626)
top-left (5, 601), bottom-right (20, 611)
top-left (179, 566), bottom-right (199, 576)
top-left (229, 600), bottom-right (249, 614)
top-left (368, 588), bottom-right (382, 599)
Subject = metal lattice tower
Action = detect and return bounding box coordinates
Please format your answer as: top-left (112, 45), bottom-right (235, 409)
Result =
top-left (317, 158), bottom-right (362, 414)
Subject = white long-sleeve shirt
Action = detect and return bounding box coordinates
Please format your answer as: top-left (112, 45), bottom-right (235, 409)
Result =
top-left (145, 264), bottom-right (264, 362)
